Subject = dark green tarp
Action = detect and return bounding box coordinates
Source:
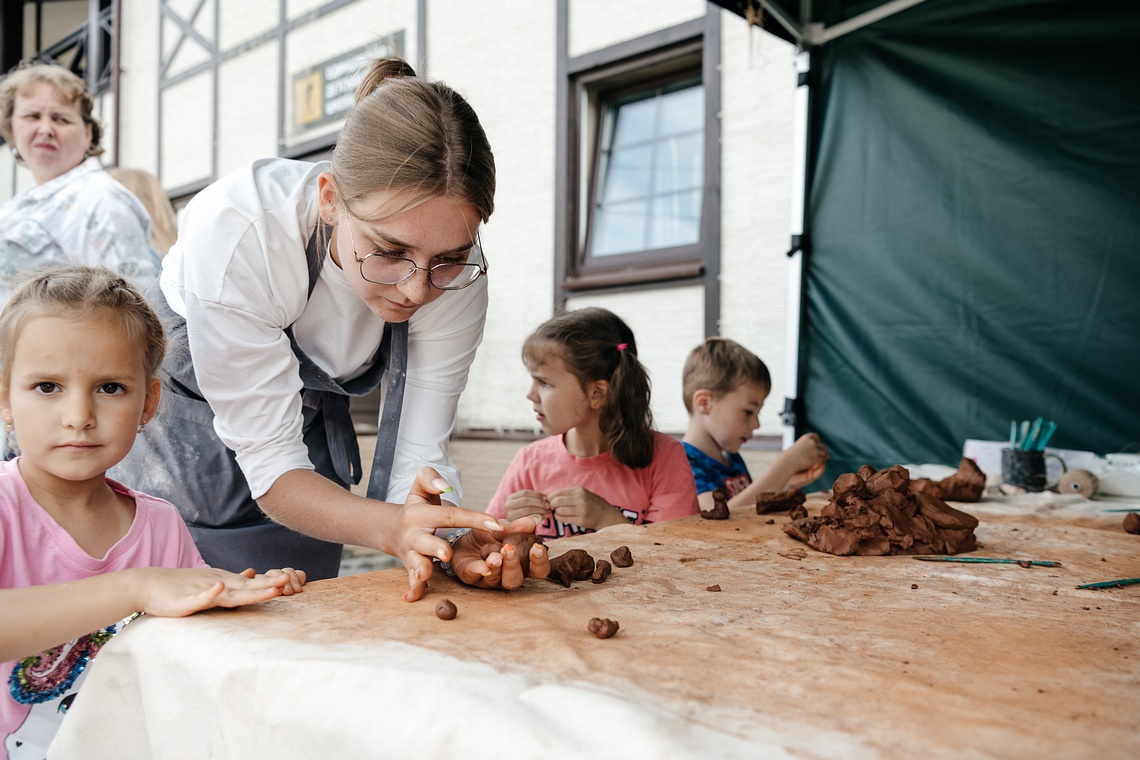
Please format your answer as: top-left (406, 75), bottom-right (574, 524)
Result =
top-left (798, 0), bottom-right (1140, 483)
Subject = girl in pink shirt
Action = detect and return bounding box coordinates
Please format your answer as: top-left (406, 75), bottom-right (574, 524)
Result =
top-left (0, 266), bottom-right (306, 759)
top-left (487, 308), bottom-right (698, 538)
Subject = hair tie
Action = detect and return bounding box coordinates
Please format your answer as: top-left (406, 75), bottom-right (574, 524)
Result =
top-left (616, 343), bottom-right (628, 352)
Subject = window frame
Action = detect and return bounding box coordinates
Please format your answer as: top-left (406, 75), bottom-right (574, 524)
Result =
top-left (558, 18), bottom-right (720, 294)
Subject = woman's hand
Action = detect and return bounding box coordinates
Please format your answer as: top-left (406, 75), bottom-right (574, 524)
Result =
top-left (447, 516), bottom-right (550, 590)
top-left (547, 486), bottom-right (629, 531)
top-left (388, 467), bottom-right (517, 602)
top-left (133, 566), bottom-right (306, 618)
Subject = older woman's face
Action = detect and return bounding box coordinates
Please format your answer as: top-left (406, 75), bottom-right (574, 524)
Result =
top-left (11, 82), bottom-right (92, 185)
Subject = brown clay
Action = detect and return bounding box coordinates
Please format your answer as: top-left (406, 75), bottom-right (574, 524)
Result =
top-left (587, 617), bottom-right (620, 639)
top-left (610, 546), bottom-right (634, 567)
top-left (548, 549), bottom-right (596, 587)
top-left (706, 584), bottom-right (721, 592)
top-left (755, 489), bottom-right (807, 515)
top-left (502, 533), bottom-right (544, 576)
top-left (783, 464), bottom-right (979, 557)
top-left (1123, 513), bottom-right (1140, 535)
top-left (435, 599), bottom-right (457, 620)
top-left (908, 457), bottom-right (987, 502)
top-left (591, 559), bottom-right (612, 584)
top-left (701, 488), bottom-right (730, 520)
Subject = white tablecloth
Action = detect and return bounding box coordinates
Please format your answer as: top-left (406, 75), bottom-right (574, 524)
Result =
top-left (50, 489), bottom-right (1140, 759)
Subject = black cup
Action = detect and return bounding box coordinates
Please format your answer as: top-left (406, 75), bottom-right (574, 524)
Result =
top-left (1002, 448), bottom-right (1066, 492)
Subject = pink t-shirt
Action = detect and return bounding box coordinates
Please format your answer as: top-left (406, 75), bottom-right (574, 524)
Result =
top-left (486, 431), bottom-right (699, 538)
top-left (0, 458), bottom-right (205, 759)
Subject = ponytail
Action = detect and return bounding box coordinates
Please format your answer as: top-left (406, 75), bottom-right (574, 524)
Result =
top-left (602, 340), bottom-right (655, 469)
top-left (330, 56), bottom-right (495, 223)
top-left (354, 57), bottom-right (417, 102)
top-left (522, 308), bottom-right (655, 469)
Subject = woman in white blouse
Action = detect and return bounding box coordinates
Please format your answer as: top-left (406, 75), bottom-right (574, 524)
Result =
top-left (0, 63), bottom-right (158, 306)
top-left (116, 58), bottom-right (548, 598)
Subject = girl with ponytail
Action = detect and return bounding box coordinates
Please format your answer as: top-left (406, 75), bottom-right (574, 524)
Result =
top-left (487, 308), bottom-right (698, 538)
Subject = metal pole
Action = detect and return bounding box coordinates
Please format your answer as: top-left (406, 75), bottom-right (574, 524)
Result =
top-left (781, 47), bottom-right (811, 449)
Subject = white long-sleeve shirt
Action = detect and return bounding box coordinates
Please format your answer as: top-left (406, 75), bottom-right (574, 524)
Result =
top-left (160, 158), bottom-right (487, 503)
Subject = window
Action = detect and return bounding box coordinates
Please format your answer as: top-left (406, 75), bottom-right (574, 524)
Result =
top-left (559, 25), bottom-right (718, 292)
top-left (590, 76), bottom-right (705, 258)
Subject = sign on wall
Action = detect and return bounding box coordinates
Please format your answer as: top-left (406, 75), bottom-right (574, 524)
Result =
top-left (291, 32), bottom-right (406, 137)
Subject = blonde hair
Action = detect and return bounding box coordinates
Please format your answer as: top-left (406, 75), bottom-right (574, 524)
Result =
top-left (682, 338), bottom-right (771, 414)
top-left (0, 266), bottom-right (165, 386)
top-left (329, 57), bottom-right (495, 223)
top-left (110, 168), bottom-right (178, 255)
top-left (0, 62), bottom-right (102, 160)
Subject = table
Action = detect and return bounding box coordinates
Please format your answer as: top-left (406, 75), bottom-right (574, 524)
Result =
top-left (49, 485), bottom-right (1140, 759)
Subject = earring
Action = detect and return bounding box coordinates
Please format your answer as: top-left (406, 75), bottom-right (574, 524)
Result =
top-left (4, 420), bottom-right (12, 432)
top-left (137, 421), bottom-right (146, 434)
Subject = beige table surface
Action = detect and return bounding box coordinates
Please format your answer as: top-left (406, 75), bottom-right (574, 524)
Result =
top-left (50, 489), bottom-right (1140, 759)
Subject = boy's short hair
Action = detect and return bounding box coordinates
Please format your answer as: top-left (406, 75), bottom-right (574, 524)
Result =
top-left (682, 337), bottom-right (771, 414)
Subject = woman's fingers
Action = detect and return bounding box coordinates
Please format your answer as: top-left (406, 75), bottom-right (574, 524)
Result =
top-left (527, 541), bottom-right (551, 580)
top-left (403, 551), bottom-right (435, 602)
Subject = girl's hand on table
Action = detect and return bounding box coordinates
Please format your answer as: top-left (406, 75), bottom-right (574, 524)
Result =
top-left (547, 486), bottom-right (628, 530)
top-left (504, 489), bottom-right (550, 523)
top-left (448, 516), bottom-right (550, 591)
top-left (134, 566), bottom-right (306, 617)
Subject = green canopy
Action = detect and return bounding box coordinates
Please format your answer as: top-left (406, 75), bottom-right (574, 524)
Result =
top-left (717, 0), bottom-right (1140, 483)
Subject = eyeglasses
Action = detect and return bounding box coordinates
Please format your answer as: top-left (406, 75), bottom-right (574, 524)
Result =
top-left (345, 214), bottom-right (487, 291)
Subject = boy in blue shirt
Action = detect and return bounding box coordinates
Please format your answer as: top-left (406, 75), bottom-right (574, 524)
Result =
top-left (682, 338), bottom-right (828, 512)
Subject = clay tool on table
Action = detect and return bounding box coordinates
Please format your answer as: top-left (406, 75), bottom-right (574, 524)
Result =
top-left (1010, 417), bottom-right (1057, 451)
top-left (915, 556), bottom-right (1061, 567)
top-left (1076, 577), bottom-right (1140, 590)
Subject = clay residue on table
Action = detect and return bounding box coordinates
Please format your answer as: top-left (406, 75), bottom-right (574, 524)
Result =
top-left (784, 464), bottom-right (978, 556)
top-left (201, 492), bottom-right (1140, 759)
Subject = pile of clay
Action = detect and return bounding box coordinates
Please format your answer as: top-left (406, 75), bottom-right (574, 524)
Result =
top-left (783, 464), bottom-right (979, 556)
top-left (908, 457), bottom-right (986, 502)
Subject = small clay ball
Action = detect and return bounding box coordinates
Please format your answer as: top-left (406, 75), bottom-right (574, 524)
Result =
top-left (587, 617), bottom-right (620, 639)
top-left (1017, 560), bottom-right (1033, 568)
top-left (610, 546), bottom-right (634, 568)
top-left (591, 559), bottom-right (612, 584)
top-left (706, 584), bottom-right (721, 592)
top-left (435, 599), bottom-right (457, 620)
top-left (1123, 512), bottom-right (1140, 535)
top-left (910, 584), bottom-right (919, 590)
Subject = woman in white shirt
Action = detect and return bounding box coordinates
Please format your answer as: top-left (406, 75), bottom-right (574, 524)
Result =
top-left (115, 58), bottom-right (547, 598)
top-left (0, 63), bottom-right (158, 306)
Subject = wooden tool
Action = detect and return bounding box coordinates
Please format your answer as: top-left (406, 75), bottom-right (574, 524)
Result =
top-left (1058, 469), bottom-right (1098, 496)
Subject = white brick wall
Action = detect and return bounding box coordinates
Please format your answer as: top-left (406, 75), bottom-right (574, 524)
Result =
top-left (568, 0), bottom-right (706, 57)
top-left (1, 1), bottom-right (797, 445)
top-left (719, 15), bottom-right (797, 435)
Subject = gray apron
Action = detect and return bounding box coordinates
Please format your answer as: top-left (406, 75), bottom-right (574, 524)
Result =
top-left (114, 225), bottom-right (408, 580)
